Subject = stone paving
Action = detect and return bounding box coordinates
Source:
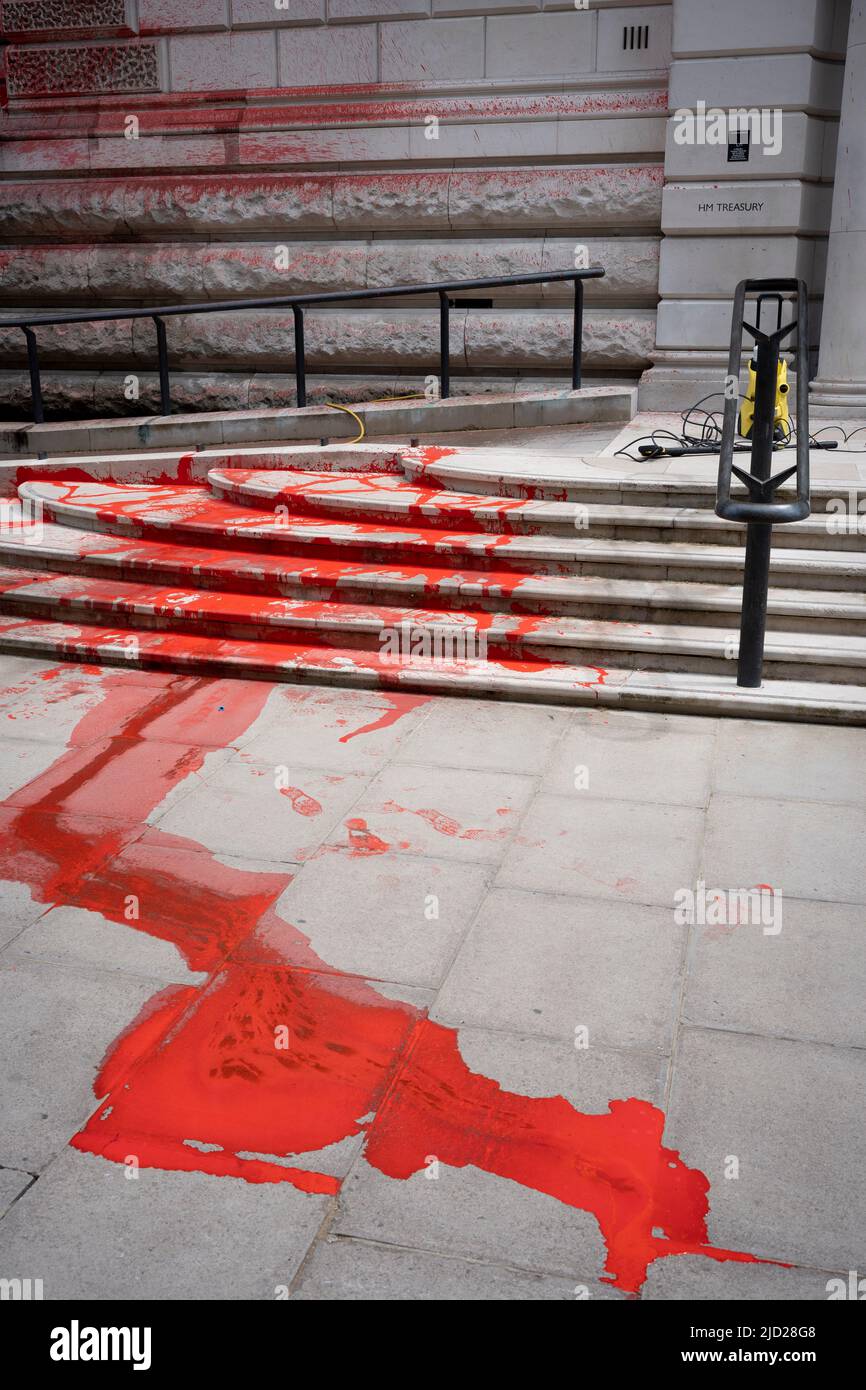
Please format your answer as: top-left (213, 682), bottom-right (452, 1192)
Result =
top-left (0, 653), bottom-right (863, 1300)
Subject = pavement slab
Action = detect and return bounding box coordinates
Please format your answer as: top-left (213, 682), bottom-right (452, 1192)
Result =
top-left (704, 794), bottom-right (866, 904)
top-left (0, 666), bottom-right (191, 748)
top-left (542, 707), bottom-right (718, 806)
top-left (0, 735), bottom-right (79, 802)
top-left (0, 1167), bottom-right (33, 1220)
top-left (712, 717), bottom-right (866, 806)
top-left (229, 684), bottom-right (433, 773)
top-left (0, 879), bottom-right (51, 951)
top-left (498, 791), bottom-right (704, 906)
top-left (0, 955), bottom-right (170, 1173)
top-left (392, 696), bottom-right (571, 773)
top-left (336, 1154), bottom-right (612, 1282)
top-left (291, 1236), bottom-right (617, 1300)
top-left (0, 1147), bottom-right (329, 1301)
top-left (336, 1025), bottom-right (666, 1280)
top-left (340, 763), bottom-right (536, 864)
top-left (665, 1027), bottom-right (866, 1273)
top-left (642, 1254), bottom-right (849, 1301)
top-left (240, 848), bottom-right (491, 988)
top-left (431, 887), bottom-right (685, 1052)
top-left (155, 758), bottom-right (372, 863)
top-left (3, 903), bottom-right (205, 987)
top-left (683, 896), bottom-right (866, 1049)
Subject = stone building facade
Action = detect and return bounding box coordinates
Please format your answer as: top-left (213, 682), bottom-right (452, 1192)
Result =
top-left (0, 0), bottom-right (861, 417)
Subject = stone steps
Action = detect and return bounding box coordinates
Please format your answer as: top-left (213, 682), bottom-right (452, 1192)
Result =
top-left (0, 566), bottom-right (864, 683)
top-left (0, 521), bottom-right (862, 634)
top-left (0, 448), bottom-right (863, 721)
top-left (19, 480), bottom-right (866, 590)
top-left (0, 611), bottom-right (862, 724)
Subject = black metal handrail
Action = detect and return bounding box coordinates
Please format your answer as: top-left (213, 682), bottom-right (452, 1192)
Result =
top-left (0, 268), bottom-right (605, 425)
top-left (715, 277), bottom-right (811, 688)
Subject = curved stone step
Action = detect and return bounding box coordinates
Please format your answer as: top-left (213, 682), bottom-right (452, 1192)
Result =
top-left (207, 467), bottom-right (866, 551)
top-left (400, 444), bottom-right (866, 515)
top-left (0, 613), bottom-right (863, 725)
top-left (19, 481), bottom-right (866, 590)
top-left (1, 567), bottom-right (864, 683)
top-left (207, 467), bottom-right (562, 533)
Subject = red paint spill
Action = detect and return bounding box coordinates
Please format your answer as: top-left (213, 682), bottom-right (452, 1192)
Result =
top-left (364, 1024), bottom-right (764, 1294)
top-left (0, 672), bottom-right (771, 1293)
top-left (339, 693), bottom-right (429, 744)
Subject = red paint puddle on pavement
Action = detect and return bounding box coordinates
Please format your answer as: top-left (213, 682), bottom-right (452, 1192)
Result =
top-left (0, 634), bottom-right (771, 1296)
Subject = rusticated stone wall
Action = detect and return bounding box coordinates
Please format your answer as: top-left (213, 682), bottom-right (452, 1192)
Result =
top-left (0, 1), bottom-right (673, 417)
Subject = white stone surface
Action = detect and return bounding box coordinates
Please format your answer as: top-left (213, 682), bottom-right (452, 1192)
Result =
top-left (433, 0), bottom-right (540, 11)
top-left (278, 22), bottom-right (379, 83)
top-left (329, 0), bottom-right (430, 19)
top-left (669, 53), bottom-right (844, 114)
top-left (379, 16), bottom-right (485, 80)
top-left (672, 0), bottom-right (841, 59)
top-left (655, 298), bottom-right (820, 353)
top-left (231, 0), bottom-right (325, 23)
top-left (657, 235), bottom-right (817, 298)
top-left (0, 236), bottom-right (657, 306)
top-left (484, 10), bottom-right (595, 79)
top-left (168, 28), bottom-right (278, 90)
top-left (811, 1), bottom-right (866, 412)
top-left (139, 0), bottom-right (229, 32)
top-left (661, 180), bottom-right (833, 235)
top-left (596, 3), bottom-right (671, 72)
top-left (663, 110), bottom-right (829, 182)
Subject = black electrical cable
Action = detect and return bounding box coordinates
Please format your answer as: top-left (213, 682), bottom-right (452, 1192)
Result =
top-left (614, 390), bottom-right (864, 462)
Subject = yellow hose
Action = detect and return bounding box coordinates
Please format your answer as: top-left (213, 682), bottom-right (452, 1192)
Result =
top-left (324, 393), bottom-right (427, 444)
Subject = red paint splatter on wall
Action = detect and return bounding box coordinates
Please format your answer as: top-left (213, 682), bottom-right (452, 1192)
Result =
top-left (0, 671), bottom-right (768, 1294)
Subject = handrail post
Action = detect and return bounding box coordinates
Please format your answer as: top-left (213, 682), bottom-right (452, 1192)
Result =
top-left (571, 277), bottom-right (584, 390)
top-left (22, 327), bottom-right (45, 424)
top-left (738, 523), bottom-right (773, 687)
top-left (292, 304), bottom-right (306, 408)
top-left (152, 315), bottom-right (171, 416)
top-left (438, 290), bottom-right (450, 399)
top-left (737, 331), bottom-right (779, 688)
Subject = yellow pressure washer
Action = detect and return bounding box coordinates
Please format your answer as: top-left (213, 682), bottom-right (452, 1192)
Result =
top-left (739, 351), bottom-right (790, 441)
top-left (738, 293), bottom-right (790, 442)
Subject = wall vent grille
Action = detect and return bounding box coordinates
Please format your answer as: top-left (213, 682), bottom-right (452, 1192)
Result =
top-left (623, 24), bottom-right (650, 51)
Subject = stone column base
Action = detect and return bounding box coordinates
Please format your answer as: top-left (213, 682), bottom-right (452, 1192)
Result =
top-left (809, 380), bottom-right (866, 417)
top-left (639, 354), bottom-right (744, 414)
